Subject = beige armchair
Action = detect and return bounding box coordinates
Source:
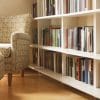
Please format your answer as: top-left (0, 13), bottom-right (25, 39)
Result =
top-left (0, 14), bottom-right (32, 86)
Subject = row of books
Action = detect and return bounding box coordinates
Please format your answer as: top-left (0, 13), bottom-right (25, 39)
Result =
top-left (66, 56), bottom-right (93, 85)
top-left (32, 48), bottom-right (38, 65)
top-left (39, 49), bottom-right (93, 85)
top-left (42, 26), bottom-right (61, 47)
top-left (39, 50), bottom-right (62, 73)
top-left (33, 28), bottom-right (38, 44)
top-left (43, 50), bottom-right (54, 71)
top-left (38, 0), bottom-right (92, 17)
top-left (66, 26), bottom-right (94, 52)
top-left (41, 0), bottom-right (61, 16)
top-left (39, 49), bottom-right (44, 67)
top-left (64, 0), bottom-right (92, 13)
top-left (55, 52), bottom-right (62, 73)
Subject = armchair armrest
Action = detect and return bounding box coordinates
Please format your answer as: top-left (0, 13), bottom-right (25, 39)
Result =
top-left (0, 43), bottom-right (12, 58)
top-left (11, 32), bottom-right (30, 43)
top-left (11, 32), bottom-right (30, 70)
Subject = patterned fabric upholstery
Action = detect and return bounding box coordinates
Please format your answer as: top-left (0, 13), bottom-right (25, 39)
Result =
top-left (0, 44), bottom-right (11, 58)
top-left (11, 32), bottom-right (30, 72)
top-left (0, 53), bottom-right (5, 79)
top-left (0, 14), bottom-right (31, 75)
top-left (0, 14), bottom-right (32, 43)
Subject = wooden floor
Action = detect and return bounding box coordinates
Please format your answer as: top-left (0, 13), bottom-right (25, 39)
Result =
top-left (0, 69), bottom-right (95, 100)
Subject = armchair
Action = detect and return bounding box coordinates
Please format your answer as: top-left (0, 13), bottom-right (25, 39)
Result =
top-left (0, 14), bottom-right (32, 86)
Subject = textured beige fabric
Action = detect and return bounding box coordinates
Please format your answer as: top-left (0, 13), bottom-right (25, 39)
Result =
top-left (0, 33), bottom-right (30, 73)
top-left (0, 14), bottom-right (32, 43)
top-left (0, 46), bottom-right (11, 57)
top-left (0, 54), bottom-right (5, 79)
top-left (11, 32), bottom-right (30, 72)
top-left (0, 14), bottom-right (31, 75)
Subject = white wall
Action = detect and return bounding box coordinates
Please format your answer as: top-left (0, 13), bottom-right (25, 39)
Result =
top-left (0, 0), bottom-right (34, 16)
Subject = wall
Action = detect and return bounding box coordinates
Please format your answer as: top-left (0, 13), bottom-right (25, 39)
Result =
top-left (0, 0), bottom-right (34, 16)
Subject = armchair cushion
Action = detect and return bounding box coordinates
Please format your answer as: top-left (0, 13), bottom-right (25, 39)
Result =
top-left (0, 44), bottom-right (12, 58)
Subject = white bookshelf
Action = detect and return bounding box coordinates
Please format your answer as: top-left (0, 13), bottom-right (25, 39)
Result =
top-left (29, 65), bottom-right (100, 99)
top-left (30, 0), bottom-right (100, 99)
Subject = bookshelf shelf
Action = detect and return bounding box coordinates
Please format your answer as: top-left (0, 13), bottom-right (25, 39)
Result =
top-left (30, 44), bottom-right (100, 60)
top-left (34, 9), bottom-right (100, 20)
top-left (34, 15), bottom-right (62, 20)
top-left (63, 9), bottom-right (100, 17)
top-left (30, 44), bottom-right (38, 48)
top-left (29, 65), bottom-right (100, 99)
top-left (39, 46), bottom-right (62, 52)
top-left (62, 49), bottom-right (100, 60)
top-left (30, 0), bottom-right (100, 99)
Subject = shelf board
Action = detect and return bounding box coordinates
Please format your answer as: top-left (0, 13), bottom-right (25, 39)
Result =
top-left (29, 44), bottom-right (38, 48)
top-left (34, 15), bottom-right (62, 20)
top-left (29, 65), bottom-right (62, 81)
top-left (62, 49), bottom-right (100, 60)
top-left (37, 45), bottom-right (100, 60)
top-left (63, 9), bottom-right (100, 17)
top-left (34, 9), bottom-right (100, 20)
top-left (29, 65), bottom-right (100, 99)
top-left (39, 46), bottom-right (62, 52)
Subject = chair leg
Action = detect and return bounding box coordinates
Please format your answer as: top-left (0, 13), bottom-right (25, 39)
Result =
top-left (21, 69), bottom-right (24, 77)
top-left (8, 73), bottom-right (12, 87)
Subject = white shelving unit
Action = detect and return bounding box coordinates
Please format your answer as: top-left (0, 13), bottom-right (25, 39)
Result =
top-left (29, 65), bottom-right (100, 99)
top-left (30, 0), bottom-right (100, 99)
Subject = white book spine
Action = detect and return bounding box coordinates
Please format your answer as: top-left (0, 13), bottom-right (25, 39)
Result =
top-left (55, 0), bottom-right (58, 15)
top-left (77, 0), bottom-right (80, 12)
top-left (81, 28), bottom-right (85, 51)
top-left (63, 0), bottom-right (66, 14)
top-left (43, 0), bottom-right (45, 16)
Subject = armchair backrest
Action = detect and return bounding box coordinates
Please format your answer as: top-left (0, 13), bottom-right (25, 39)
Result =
top-left (0, 14), bottom-right (32, 43)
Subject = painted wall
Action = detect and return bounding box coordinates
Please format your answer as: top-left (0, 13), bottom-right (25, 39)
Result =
top-left (0, 0), bottom-right (33, 16)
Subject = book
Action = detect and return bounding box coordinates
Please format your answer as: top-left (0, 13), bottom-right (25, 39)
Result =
top-left (66, 55), bottom-right (93, 85)
top-left (32, 48), bottom-right (38, 65)
top-left (33, 3), bottom-right (37, 18)
top-left (42, 26), bottom-right (61, 47)
top-left (66, 26), bottom-right (94, 52)
top-left (64, 0), bottom-right (93, 13)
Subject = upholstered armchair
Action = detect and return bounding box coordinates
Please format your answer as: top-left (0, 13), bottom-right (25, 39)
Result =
top-left (0, 14), bottom-right (32, 86)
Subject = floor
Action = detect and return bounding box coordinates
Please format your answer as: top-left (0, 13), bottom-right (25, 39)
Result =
top-left (0, 69), bottom-right (95, 100)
